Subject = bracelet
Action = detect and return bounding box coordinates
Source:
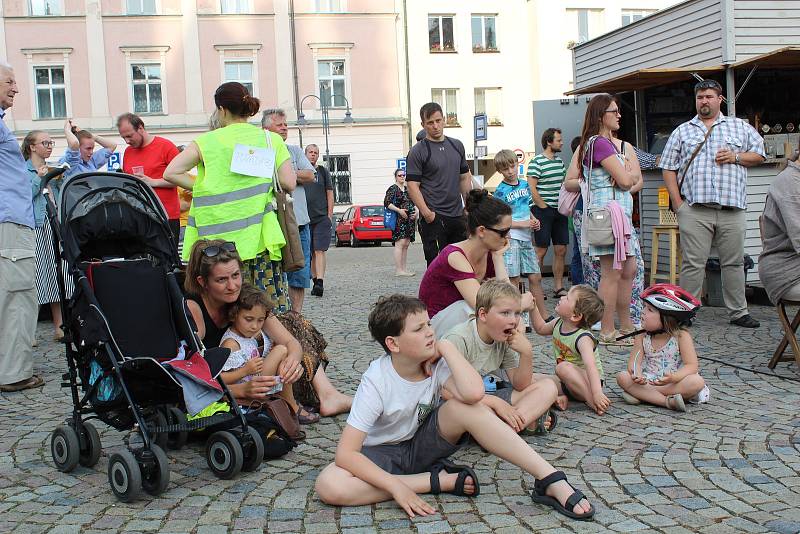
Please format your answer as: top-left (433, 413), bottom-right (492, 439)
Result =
top-left (735, 153), bottom-right (741, 164)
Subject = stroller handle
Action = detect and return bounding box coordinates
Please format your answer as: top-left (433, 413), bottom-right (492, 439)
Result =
top-left (42, 163), bottom-right (70, 189)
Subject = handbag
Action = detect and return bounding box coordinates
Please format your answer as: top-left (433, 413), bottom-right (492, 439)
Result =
top-left (383, 208), bottom-right (397, 231)
top-left (268, 132), bottom-right (305, 273)
top-left (263, 396), bottom-right (305, 441)
top-left (557, 182), bottom-right (580, 216)
top-left (585, 136), bottom-right (616, 247)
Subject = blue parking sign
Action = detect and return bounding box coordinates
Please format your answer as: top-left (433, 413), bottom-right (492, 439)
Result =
top-left (109, 152), bottom-right (121, 171)
top-left (396, 158), bottom-right (406, 171)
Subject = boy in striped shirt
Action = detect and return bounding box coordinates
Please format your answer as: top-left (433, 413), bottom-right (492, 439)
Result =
top-left (526, 128), bottom-right (569, 299)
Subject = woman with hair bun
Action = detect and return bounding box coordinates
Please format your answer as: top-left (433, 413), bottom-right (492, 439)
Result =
top-left (419, 189), bottom-right (535, 336)
top-left (165, 82), bottom-right (296, 313)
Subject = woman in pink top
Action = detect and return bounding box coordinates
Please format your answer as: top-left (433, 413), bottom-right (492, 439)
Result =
top-left (419, 189), bottom-right (535, 336)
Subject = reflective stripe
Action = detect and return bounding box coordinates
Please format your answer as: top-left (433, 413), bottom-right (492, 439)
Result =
top-left (191, 182), bottom-right (272, 208)
top-left (188, 203), bottom-right (275, 235)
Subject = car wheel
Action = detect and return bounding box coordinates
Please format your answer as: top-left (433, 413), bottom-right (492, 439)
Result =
top-left (350, 233), bottom-right (360, 247)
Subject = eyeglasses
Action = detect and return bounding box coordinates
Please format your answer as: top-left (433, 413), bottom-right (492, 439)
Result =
top-left (201, 241), bottom-right (237, 258)
top-left (694, 80), bottom-right (722, 92)
top-left (604, 109), bottom-right (621, 115)
top-left (483, 226), bottom-right (511, 238)
top-left (38, 141), bottom-right (55, 148)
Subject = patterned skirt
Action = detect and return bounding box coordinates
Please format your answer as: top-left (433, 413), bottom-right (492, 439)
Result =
top-left (242, 252), bottom-right (291, 315)
top-left (34, 223), bottom-right (74, 305)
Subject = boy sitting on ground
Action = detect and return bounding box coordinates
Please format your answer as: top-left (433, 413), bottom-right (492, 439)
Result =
top-left (314, 294), bottom-right (595, 521)
top-left (441, 280), bottom-right (560, 435)
top-left (530, 284), bottom-right (609, 415)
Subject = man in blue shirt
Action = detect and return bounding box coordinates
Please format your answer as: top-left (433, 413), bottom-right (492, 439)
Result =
top-left (59, 119), bottom-right (116, 177)
top-left (0, 61), bottom-right (45, 392)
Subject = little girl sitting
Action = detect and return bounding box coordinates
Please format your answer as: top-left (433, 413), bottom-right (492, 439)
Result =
top-left (616, 284), bottom-right (708, 412)
top-left (220, 284), bottom-right (292, 405)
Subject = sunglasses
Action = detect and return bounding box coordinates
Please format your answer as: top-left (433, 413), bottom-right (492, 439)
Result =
top-left (694, 80), bottom-right (722, 92)
top-left (483, 226), bottom-right (511, 238)
top-left (201, 241), bottom-right (237, 257)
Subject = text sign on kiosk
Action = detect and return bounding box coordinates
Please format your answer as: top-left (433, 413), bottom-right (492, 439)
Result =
top-left (474, 114), bottom-right (487, 142)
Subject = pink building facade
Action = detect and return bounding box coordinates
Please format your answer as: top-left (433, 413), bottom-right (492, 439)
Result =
top-left (0, 0), bottom-right (410, 205)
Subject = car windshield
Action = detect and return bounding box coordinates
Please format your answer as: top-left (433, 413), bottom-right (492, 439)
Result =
top-left (360, 206), bottom-right (383, 217)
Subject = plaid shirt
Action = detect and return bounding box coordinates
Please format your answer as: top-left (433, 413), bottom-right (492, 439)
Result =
top-left (660, 114), bottom-right (765, 209)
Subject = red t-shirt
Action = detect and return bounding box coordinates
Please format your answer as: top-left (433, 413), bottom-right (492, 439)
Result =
top-left (122, 136), bottom-right (180, 220)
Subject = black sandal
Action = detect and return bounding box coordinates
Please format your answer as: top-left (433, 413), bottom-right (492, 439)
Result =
top-left (553, 288), bottom-right (568, 298)
top-left (521, 408), bottom-right (558, 436)
top-left (531, 470), bottom-right (595, 521)
top-left (429, 459), bottom-right (480, 497)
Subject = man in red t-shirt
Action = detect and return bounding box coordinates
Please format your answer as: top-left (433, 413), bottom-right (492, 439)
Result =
top-left (117, 112), bottom-right (180, 248)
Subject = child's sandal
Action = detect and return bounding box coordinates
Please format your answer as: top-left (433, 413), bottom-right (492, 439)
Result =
top-left (429, 459), bottom-right (481, 497)
top-left (531, 470), bottom-right (595, 521)
top-left (666, 394), bottom-right (686, 412)
top-left (522, 408), bottom-right (558, 435)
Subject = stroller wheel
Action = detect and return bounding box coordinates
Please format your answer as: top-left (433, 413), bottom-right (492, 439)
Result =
top-left (78, 422), bottom-right (102, 468)
top-left (146, 410), bottom-right (169, 450)
top-left (51, 424), bottom-right (80, 472)
top-left (108, 449), bottom-right (142, 502)
top-left (206, 431), bottom-right (243, 479)
top-left (165, 407), bottom-right (188, 450)
top-left (140, 444), bottom-right (170, 496)
top-left (241, 427), bottom-right (265, 473)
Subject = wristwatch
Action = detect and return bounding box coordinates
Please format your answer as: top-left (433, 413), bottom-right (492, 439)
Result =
top-left (735, 153), bottom-right (741, 164)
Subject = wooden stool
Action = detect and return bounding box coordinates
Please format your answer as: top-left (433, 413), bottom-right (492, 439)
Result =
top-left (769, 300), bottom-right (800, 369)
top-left (649, 225), bottom-right (682, 285)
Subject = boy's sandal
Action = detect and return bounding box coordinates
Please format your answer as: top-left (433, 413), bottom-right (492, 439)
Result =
top-left (621, 391), bottom-right (641, 405)
top-left (297, 408), bottom-right (320, 424)
top-left (0, 374), bottom-right (45, 392)
top-left (553, 288), bottom-right (568, 298)
top-left (531, 470), bottom-right (595, 521)
top-left (522, 408), bottom-right (559, 435)
top-left (666, 394), bottom-right (686, 412)
top-left (429, 459), bottom-right (481, 497)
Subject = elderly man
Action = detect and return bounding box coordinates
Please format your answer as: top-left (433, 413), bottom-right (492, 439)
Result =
top-left (0, 62), bottom-right (44, 392)
top-left (262, 108), bottom-right (316, 313)
top-left (661, 79), bottom-right (765, 328)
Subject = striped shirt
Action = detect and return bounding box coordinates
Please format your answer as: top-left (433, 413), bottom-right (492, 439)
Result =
top-left (660, 114), bottom-right (765, 209)
top-left (526, 154), bottom-right (565, 208)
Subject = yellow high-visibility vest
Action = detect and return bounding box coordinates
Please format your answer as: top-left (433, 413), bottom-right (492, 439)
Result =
top-left (182, 123), bottom-right (290, 262)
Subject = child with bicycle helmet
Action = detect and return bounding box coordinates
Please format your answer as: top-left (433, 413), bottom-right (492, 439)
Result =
top-left (615, 284), bottom-right (708, 411)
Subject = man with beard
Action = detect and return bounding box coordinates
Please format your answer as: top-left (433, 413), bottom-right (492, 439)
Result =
top-left (661, 80), bottom-right (765, 328)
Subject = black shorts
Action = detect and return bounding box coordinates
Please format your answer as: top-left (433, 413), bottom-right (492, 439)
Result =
top-left (532, 206), bottom-right (569, 247)
top-left (310, 218), bottom-right (332, 252)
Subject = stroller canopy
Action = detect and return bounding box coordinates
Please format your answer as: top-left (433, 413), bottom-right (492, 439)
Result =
top-left (59, 172), bottom-right (179, 267)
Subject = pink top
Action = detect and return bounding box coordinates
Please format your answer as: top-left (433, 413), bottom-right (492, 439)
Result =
top-left (583, 136), bottom-right (617, 167)
top-left (419, 244), bottom-right (495, 318)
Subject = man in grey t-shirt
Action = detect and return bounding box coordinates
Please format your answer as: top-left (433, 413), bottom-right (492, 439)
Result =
top-left (262, 108), bottom-right (316, 314)
top-left (406, 102), bottom-right (473, 265)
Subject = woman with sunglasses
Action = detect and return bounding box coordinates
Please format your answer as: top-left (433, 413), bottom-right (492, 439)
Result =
top-left (185, 239), bottom-right (351, 420)
top-left (22, 130), bottom-right (72, 342)
top-left (419, 189), bottom-right (535, 337)
top-left (383, 168), bottom-right (417, 276)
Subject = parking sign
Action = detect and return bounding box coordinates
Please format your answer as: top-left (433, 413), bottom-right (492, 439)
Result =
top-left (109, 152), bottom-right (121, 171)
top-left (396, 158), bottom-right (406, 171)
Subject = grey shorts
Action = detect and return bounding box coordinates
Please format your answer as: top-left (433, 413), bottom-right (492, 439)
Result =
top-left (486, 385), bottom-right (514, 403)
top-left (361, 405), bottom-right (468, 475)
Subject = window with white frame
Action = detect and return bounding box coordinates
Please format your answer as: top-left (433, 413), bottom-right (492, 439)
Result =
top-left (431, 88), bottom-right (459, 127)
top-left (471, 15), bottom-right (497, 52)
top-left (221, 0), bottom-right (249, 14)
top-left (428, 15), bottom-right (455, 52)
top-left (474, 87), bottom-right (502, 126)
top-left (131, 64), bottom-right (163, 114)
top-left (318, 60), bottom-right (347, 108)
top-left (224, 61), bottom-right (254, 94)
top-left (314, 0), bottom-right (342, 11)
top-left (34, 66), bottom-right (67, 119)
top-left (566, 8), bottom-right (603, 45)
top-left (29, 0), bottom-right (63, 16)
top-left (621, 9), bottom-right (656, 26)
top-left (127, 0), bottom-right (156, 15)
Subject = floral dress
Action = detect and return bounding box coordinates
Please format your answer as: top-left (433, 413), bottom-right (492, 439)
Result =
top-left (640, 334), bottom-right (681, 382)
top-left (383, 184), bottom-right (416, 242)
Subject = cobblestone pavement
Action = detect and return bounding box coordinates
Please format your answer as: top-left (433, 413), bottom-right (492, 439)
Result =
top-left (2, 243), bottom-right (800, 534)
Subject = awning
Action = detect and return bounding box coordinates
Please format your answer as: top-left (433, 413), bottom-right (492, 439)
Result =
top-left (732, 46), bottom-right (800, 70)
top-left (566, 66), bottom-right (723, 95)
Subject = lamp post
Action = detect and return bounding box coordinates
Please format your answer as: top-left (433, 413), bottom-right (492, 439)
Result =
top-left (296, 88), bottom-right (353, 171)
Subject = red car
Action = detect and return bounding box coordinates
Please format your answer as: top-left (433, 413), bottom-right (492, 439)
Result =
top-left (335, 205), bottom-right (393, 247)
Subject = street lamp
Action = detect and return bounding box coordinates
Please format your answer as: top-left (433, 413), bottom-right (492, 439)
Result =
top-left (296, 87), bottom-right (354, 171)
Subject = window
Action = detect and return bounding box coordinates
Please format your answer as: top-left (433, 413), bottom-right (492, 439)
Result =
top-left (621, 9), bottom-right (656, 26)
top-left (428, 15), bottom-right (455, 52)
top-left (431, 88), bottom-right (459, 127)
top-left (318, 60), bottom-right (347, 108)
top-left (324, 155), bottom-right (352, 205)
top-left (224, 61), bottom-right (254, 94)
top-left (127, 0), bottom-right (156, 15)
top-left (131, 64), bottom-right (163, 114)
top-left (29, 0), bottom-right (63, 16)
top-left (471, 15), bottom-right (497, 52)
top-left (315, 0), bottom-right (342, 11)
top-left (221, 0), bottom-right (249, 14)
top-left (34, 66), bottom-right (67, 119)
top-left (566, 8), bottom-right (603, 45)
top-left (474, 88), bottom-right (502, 126)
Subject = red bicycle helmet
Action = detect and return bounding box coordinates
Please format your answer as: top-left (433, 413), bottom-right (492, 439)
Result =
top-left (641, 283), bottom-right (701, 323)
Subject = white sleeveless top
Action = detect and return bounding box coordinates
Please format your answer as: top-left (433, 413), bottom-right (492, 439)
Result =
top-left (220, 328), bottom-right (272, 381)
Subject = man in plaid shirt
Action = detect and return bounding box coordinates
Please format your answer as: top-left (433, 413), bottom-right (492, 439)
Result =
top-left (661, 80), bottom-right (765, 328)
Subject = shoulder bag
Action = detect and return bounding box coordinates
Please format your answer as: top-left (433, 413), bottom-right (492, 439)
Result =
top-left (585, 136), bottom-right (616, 247)
top-left (557, 181), bottom-right (580, 216)
top-left (383, 186), bottom-right (398, 231)
top-left (670, 123), bottom-right (716, 211)
top-left (268, 132), bottom-right (305, 272)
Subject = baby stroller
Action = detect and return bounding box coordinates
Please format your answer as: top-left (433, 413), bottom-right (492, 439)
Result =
top-left (43, 170), bottom-right (264, 502)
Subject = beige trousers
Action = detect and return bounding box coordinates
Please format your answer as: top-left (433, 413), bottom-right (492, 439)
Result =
top-left (0, 222), bottom-right (37, 384)
top-left (676, 203), bottom-right (748, 320)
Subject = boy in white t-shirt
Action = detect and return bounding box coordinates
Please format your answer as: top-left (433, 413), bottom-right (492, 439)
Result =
top-left (314, 294), bottom-right (595, 521)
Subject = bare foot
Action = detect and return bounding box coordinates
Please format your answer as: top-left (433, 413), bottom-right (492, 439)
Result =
top-left (547, 479), bottom-right (592, 515)
top-left (554, 395), bottom-right (569, 411)
top-left (439, 471), bottom-right (476, 496)
top-left (319, 391), bottom-right (353, 417)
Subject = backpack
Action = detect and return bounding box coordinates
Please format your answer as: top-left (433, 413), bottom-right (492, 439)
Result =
top-left (413, 137), bottom-right (466, 175)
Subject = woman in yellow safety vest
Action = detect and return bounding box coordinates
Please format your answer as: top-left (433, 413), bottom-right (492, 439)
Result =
top-left (165, 82), bottom-right (295, 313)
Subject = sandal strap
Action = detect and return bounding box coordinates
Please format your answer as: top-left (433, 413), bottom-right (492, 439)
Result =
top-left (429, 463), bottom-right (443, 495)
top-left (534, 470), bottom-right (566, 494)
top-left (565, 489), bottom-right (586, 512)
